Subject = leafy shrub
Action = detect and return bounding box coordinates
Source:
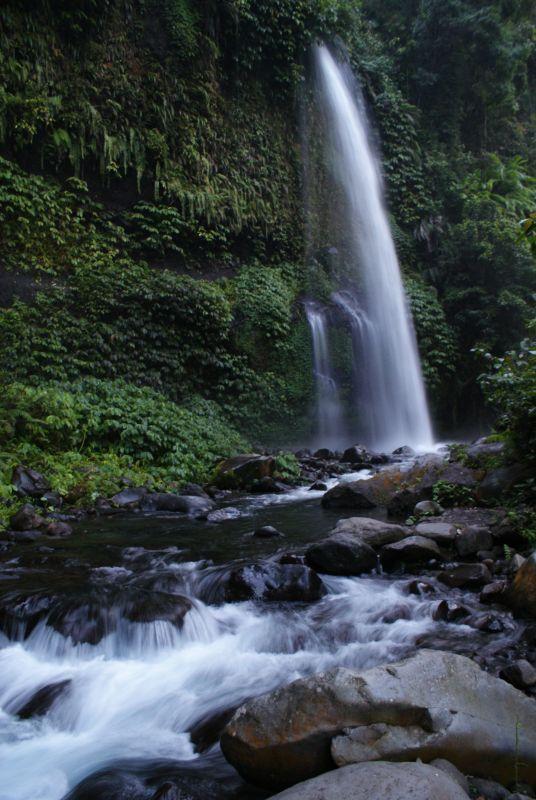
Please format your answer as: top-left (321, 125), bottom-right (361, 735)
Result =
top-left (432, 480), bottom-right (474, 508)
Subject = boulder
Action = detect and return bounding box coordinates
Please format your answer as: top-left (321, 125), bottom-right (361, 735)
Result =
top-left (476, 464), bottom-right (531, 503)
top-left (254, 526), bottom-right (284, 538)
top-left (392, 446), bottom-right (416, 456)
top-left (381, 535), bottom-right (441, 568)
top-left (314, 448), bottom-right (336, 460)
top-left (466, 439), bottom-right (506, 465)
top-left (305, 534), bottom-right (377, 576)
top-left (141, 493), bottom-right (215, 515)
top-left (250, 477), bottom-right (290, 494)
top-left (506, 554), bottom-right (536, 618)
top-left (221, 650), bottom-right (536, 790)
top-left (507, 554), bottom-right (526, 574)
top-left (267, 761), bottom-right (470, 800)
top-left (455, 525), bottom-right (493, 557)
top-left (5, 529), bottom-right (43, 543)
top-left (330, 517), bottom-right (407, 549)
top-left (213, 454), bottom-right (276, 490)
top-left (321, 480), bottom-right (378, 510)
top-left (438, 563), bottom-right (492, 589)
top-left (468, 777), bottom-right (510, 800)
top-left (181, 483), bottom-right (210, 498)
top-left (11, 466), bottom-right (51, 498)
top-left (225, 564), bottom-right (326, 602)
top-left (414, 500), bottom-right (444, 517)
top-left (432, 600), bottom-right (469, 622)
top-left (387, 458), bottom-right (477, 516)
top-left (342, 445), bottom-right (370, 465)
top-left (44, 521), bottom-right (73, 538)
top-left (499, 660), bottom-right (536, 692)
top-left (430, 759), bottom-right (470, 794)
top-left (12, 679), bottom-right (71, 719)
top-left (480, 580), bottom-right (508, 604)
top-left (110, 487), bottom-right (148, 508)
top-left (415, 522), bottom-right (457, 544)
top-left (10, 503), bottom-right (45, 531)
top-left (309, 481), bottom-right (328, 491)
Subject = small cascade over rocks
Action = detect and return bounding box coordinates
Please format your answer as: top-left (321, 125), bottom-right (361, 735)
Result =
top-left (306, 45), bottom-right (434, 453)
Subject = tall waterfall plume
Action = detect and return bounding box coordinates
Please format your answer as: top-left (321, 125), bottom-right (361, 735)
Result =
top-left (313, 44), bottom-right (434, 452)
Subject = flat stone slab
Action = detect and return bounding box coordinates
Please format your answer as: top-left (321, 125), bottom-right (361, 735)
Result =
top-left (415, 522), bottom-right (458, 544)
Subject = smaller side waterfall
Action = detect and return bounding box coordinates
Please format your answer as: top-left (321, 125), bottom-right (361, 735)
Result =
top-left (304, 302), bottom-right (346, 449)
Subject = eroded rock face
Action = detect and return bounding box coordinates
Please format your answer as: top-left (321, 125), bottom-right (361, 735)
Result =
top-left (267, 761), bottom-right (470, 800)
top-left (220, 650), bottom-right (536, 790)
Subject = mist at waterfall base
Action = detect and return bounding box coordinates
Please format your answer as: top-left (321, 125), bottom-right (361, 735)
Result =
top-left (305, 46), bottom-right (434, 454)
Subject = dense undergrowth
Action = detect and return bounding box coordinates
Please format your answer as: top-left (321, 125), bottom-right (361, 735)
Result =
top-left (0, 0), bottom-right (535, 519)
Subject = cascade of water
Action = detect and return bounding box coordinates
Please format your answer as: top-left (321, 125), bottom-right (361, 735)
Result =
top-left (314, 45), bottom-right (434, 452)
top-left (304, 301), bottom-right (347, 448)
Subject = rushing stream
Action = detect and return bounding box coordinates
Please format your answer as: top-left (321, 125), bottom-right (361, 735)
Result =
top-left (0, 467), bottom-right (525, 800)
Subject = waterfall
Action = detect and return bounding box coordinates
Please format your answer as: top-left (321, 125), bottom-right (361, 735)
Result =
top-left (304, 302), bottom-right (346, 449)
top-left (313, 45), bottom-right (434, 453)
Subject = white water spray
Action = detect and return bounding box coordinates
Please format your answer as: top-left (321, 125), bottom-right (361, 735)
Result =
top-left (314, 45), bottom-right (434, 452)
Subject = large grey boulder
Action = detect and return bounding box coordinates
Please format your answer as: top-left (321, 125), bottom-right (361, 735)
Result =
top-left (212, 454), bottom-right (275, 490)
top-left (221, 650), bottom-right (536, 791)
top-left (321, 480), bottom-right (378, 510)
top-left (267, 761), bottom-right (470, 800)
top-left (331, 517), bottom-right (408, 549)
top-left (415, 522), bottom-right (458, 545)
top-left (140, 493), bottom-right (215, 514)
top-left (305, 534), bottom-right (378, 576)
top-left (380, 535), bottom-right (442, 568)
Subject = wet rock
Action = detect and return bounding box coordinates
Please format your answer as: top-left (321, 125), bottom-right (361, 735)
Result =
top-left (387, 458), bottom-right (477, 516)
top-left (480, 580), bottom-right (508, 604)
top-left (206, 507), bottom-right (241, 523)
top-left (415, 521), bottom-right (458, 544)
top-left (48, 600), bottom-right (114, 645)
top-left (213, 454), bottom-right (276, 490)
top-left (11, 465), bottom-right (51, 498)
top-left (433, 600), bottom-right (469, 622)
top-left (124, 592), bottom-right (192, 627)
top-left (381, 535), bottom-right (441, 568)
top-left (10, 503), bottom-right (45, 531)
top-left (468, 777), bottom-right (510, 800)
top-left (14, 679), bottom-right (71, 719)
top-left (392, 445), bottom-right (415, 456)
top-left (278, 553), bottom-right (305, 565)
top-left (466, 438), bottom-right (506, 464)
top-left (499, 660), bottom-right (536, 691)
top-left (314, 448), bottom-right (336, 459)
top-left (254, 525), bottom-right (284, 538)
top-left (0, 592), bottom-right (57, 638)
top-left (430, 759), bottom-right (470, 794)
top-left (321, 480), bottom-right (378, 510)
top-left (295, 448), bottom-right (312, 459)
top-left (5, 528), bottom-right (43, 542)
top-left (309, 481), bottom-right (328, 491)
top-left (221, 649), bottom-right (536, 790)
top-left (267, 761), bottom-right (470, 800)
top-left (406, 578), bottom-right (436, 595)
top-left (414, 500), bottom-right (444, 517)
top-left (190, 707), bottom-right (238, 752)
top-left (456, 525), bottom-right (493, 557)
top-left (438, 563), bottom-right (492, 589)
top-left (380, 604), bottom-right (411, 623)
top-left (226, 563), bottom-right (326, 602)
top-left (250, 476), bottom-right (290, 494)
top-left (508, 554), bottom-right (526, 574)
top-left (506, 554), bottom-right (536, 618)
top-left (330, 517), bottom-right (407, 549)
top-left (181, 483), bottom-right (210, 499)
top-left (151, 782), bottom-right (180, 800)
top-left (305, 534), bottom-right (377, 576)
top-left (369, 452), bottom-right (390, 465)
top-left (342, 445), bottom-right (370, 464)
top-left (110, 487), bottom-right (148, 508)
top-left (44, 521), bottom-right (73, 537)
top-left (41, 490), bottom-right (63, 509)
top-left (470, 613), bottom-right (505, 633)
top-left (477, 464), bottom-right (531, 503)
top-left (141, 493), bottom-right (215, 515)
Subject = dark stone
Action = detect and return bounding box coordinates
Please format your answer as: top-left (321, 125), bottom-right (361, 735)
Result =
top-left (438, 563), bottom-right (492, 589)
top-left (414, 500), bottom-right (444, 517)
top-left (141, 493), bottom-right (215, 515)
top-left (151, 782), bottom-right (180, 800)
top-left (455, 525), bottom-right (493, 557)
top-left (381, 535), bottom-right (441, 568)
top-left (406, 579), bottom-right (436, 596)
top-left (190, 707), bottom-right (238, 752)
top-left (415, 521), bottom-right (457, 544)
top-left (279, 554), bottom-right (305, 565)
top-left (0, 592), bottom-right (57, 639)
top-left (124, 592), bottom-right (192, 627)
top-left (226, 563), bottom-right (326, 602)
top-left (433, 600), bottom-right (469, 622)
top-left (314, 448), bottom-right (336, 459)
top-left (250, 476), bottom-right (290, 494)
top-left (468, 777), bottom-right (510, 800)
top-left (6, 528), bottom-right (43, 542)
top-left (295, 449), bottom-right (312, 459)
top-left (44, 521), bottom-right (73, 538)
top-left (480, 580), bottom-right (508, 604)
top-left (305, 534), bottom-right (377, 576)
top-left (180, 483), bottom-right (210, 499)
top-left (309, 481), bottom-right (328, 491)
top-left (110, 487), bottom-right (148, 508)
top-left (213, 454), bottom-right (276, 490)
top-left (477, 464), bottom-right (532, 503)
top-left (466, 439), bottom-right (506, 464)
top-left (254, 525), bottom-right (284, 538)
top-left (499, 660), bottom-right (536, 691)
top-left (321, 480), bottom-right (377, 510)
top-left (10, 503), bottom-right (45, 531)
top-left (342, 445), bottom-right (370, 464)
top-left (506, 554), bottom-right (536, 618)
top-left (11, 465), bottom-right (51, 498)
top-left (41, 490), bottom-right (63, 509)
top-left (470, 613), bottom-right (505, 633)
top-left (392, 446), bottom-right (416, 456)
top-left (14, 679), bottom-right (71, 719)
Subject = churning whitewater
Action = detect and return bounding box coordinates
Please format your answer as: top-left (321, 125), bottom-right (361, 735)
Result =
top-left (313, 46), bottom-right (434, 453)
